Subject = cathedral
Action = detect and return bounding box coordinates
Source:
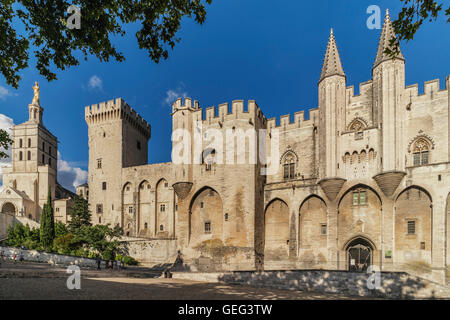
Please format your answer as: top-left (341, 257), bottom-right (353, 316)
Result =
top-left (0, 83), bottom-right (75, 238)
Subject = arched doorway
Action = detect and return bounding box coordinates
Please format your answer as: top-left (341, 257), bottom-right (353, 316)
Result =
top-left (346, 237), bottom-right (374, 272)
top-left (1, 202), bottom-right (16, 215)
top-left (337, 184), bottom-right (382, 269)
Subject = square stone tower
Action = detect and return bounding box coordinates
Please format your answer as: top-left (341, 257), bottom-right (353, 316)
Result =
top-left (85, 98), bottom-right (151, 226)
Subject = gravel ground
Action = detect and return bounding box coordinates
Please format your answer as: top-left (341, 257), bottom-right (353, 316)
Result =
top-left (0, 261), bottom-right (362, 300)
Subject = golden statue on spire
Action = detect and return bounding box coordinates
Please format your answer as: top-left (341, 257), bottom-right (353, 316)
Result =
top-left (32, 81), bottom-right (40, 105)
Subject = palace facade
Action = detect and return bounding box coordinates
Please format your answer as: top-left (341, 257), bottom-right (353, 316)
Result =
top-left (82, 11), bottom-right (449, 283)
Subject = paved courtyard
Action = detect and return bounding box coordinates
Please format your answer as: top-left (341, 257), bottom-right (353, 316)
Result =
top-left (0, 261), bottom-right (362, 300)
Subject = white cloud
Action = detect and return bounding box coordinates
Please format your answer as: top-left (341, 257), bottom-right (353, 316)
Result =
top-left (164, 88), bottom-right (188, 106)
top-left (88, 75), bottom-right (103, 91)
top-left (0, 86), bottom-right (12, 100)
top-left (0, 113), bottom-right (14, 186)
top-left (57, 151), bottom-right (88, 192)
top-left (0, 115), bottom-right (87, 192)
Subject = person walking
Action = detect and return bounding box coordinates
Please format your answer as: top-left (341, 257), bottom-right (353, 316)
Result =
top-left (96, 256), bottom-right (101, 270)
top-left (116, 259), bottom-right (121, 272)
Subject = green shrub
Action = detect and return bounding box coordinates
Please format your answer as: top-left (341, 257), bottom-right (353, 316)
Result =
top-left (116, 254), bottom-right (138, 266)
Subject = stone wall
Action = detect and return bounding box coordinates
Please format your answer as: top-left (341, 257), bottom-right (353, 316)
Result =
top-left (171, 270), bottom-right (450, 299)
top-left (125, 238), bottom-right (177, 266)
top-left (0, 246), bottom-right (100, 268)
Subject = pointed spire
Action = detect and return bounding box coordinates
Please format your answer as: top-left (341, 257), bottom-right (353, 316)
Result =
top-left (373, 9), bottom-right (404, 68)
top-left (319, 28), bottom-right (345, 83)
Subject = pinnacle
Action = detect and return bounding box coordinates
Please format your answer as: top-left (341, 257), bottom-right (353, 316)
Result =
top-left (373, 9), bottom-right (404, 68)
top-left (319, 28), bottom-right (345, 82)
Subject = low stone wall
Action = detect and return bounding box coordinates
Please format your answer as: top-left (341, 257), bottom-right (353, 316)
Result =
top-left (0, 246), bottom-right (101, 268)
top-left (171, 270), bottom-right (450, 299)
top-left (125, 238), bottom-right (177, 266)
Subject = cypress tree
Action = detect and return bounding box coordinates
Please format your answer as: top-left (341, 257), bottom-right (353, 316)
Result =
top-left (68, 195), bottom-right (92, 231)
top-left (40, 187), bottom-right (55, 247)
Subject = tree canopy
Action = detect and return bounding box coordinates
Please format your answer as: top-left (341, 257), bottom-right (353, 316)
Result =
top-left (68, 195), bottom-right (92, 231)
top-left (388, 0), bottom-right (449, 57)
top-left (0, 129), bottom-right (13, 160)
top-left (0, 0), bottom-right (213, 89)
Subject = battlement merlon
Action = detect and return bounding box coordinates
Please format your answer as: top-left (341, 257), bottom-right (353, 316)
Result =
top-left (171, 98), bottom-right (267, 123)
top-left (266, 108), bottom-right (319, 132)
top-left (85, 98), bottom-right (151, 139)
top-left (172, 97), bottom-right (200, 113)
top-left (346, 80), bottom-right (373, 100)
top-left (404, 77), bottom-right (450, 101)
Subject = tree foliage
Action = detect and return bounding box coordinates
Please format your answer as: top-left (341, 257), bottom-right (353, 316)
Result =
top-left (388, 0), bottom-right (449, 57)
top-left (39, 188), bottom-right (55, 248)
top-left (6, 221), bottom-right (130, 262)
top-left (68, 195), bottom-right (92, 231)
top-left (0, 129), bottom-right (13, 160)
top-left (0, 0), bottom-right (213, 88)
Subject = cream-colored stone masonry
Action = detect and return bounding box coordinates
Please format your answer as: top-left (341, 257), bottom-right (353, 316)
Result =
top-left (85, 10), bottom-right (450, 282)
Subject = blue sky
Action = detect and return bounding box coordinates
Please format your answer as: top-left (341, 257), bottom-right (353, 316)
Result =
top-left (0, 0), bottom-right (449, 191)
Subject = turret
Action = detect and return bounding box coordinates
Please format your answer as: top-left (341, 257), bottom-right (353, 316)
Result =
top-left (318, 28), bottom-right (346, 179)
top-left (372, 9), bottom-right (406, 172)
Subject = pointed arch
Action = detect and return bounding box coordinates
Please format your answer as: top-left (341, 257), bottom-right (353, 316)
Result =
top-left (264, 197), bottom-right (288, 213)
top-left (121, 182), bottom-right (135, 235)
top-left (264, 198), bottom-right (290, 261)
top-left (347, 117), bottom-right (368, 132)
top-left (299, 195), bottom-right (327, 260)
top-left (338, 183), bottom-right (382, 207)
top-left (395, 185), bottom-right (432, 266)
top-left (138, 180), bottom-right (151, 236)
top-left (188, 186), bottom-right (223, 246)
top-left (156, 178), bottom-right (171, 237)
top-left (343, 234), bottom-right (377, 251)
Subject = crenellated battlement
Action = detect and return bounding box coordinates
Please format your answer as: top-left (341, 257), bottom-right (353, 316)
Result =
top-left (172, 97), bottom-right (201, 112)
top-left (172, 98), bottom-right (267, 125)
top-left (85, 98), bottom-right (151, 138)
top-left (266, 108), bottom-right (319, 132)
top-left (346, 80), bottom-right (373, 100)
top-left (405, 77), bottom-right (449, 103)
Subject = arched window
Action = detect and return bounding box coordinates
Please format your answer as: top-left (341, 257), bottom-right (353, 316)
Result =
top-left (27, 151), bottom-right (31, 160)
top-left (348, 118), bottom-right (367, 140)
top-left (283, 153), bottom-right (295, 180)
top-left (19, 151), bottom-right (23, 161)
top-left (412, 138), bottom-right (430, 166)
top-left (348, 119), bottom-right (366, 131)
top-left (343, 152), bottom-right (351, 163)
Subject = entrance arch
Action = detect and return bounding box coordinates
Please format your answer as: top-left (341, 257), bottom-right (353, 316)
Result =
top-left (1, 202), bottom-right (16, 215)
top-left (345, 237), bottom-right (374, 272)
